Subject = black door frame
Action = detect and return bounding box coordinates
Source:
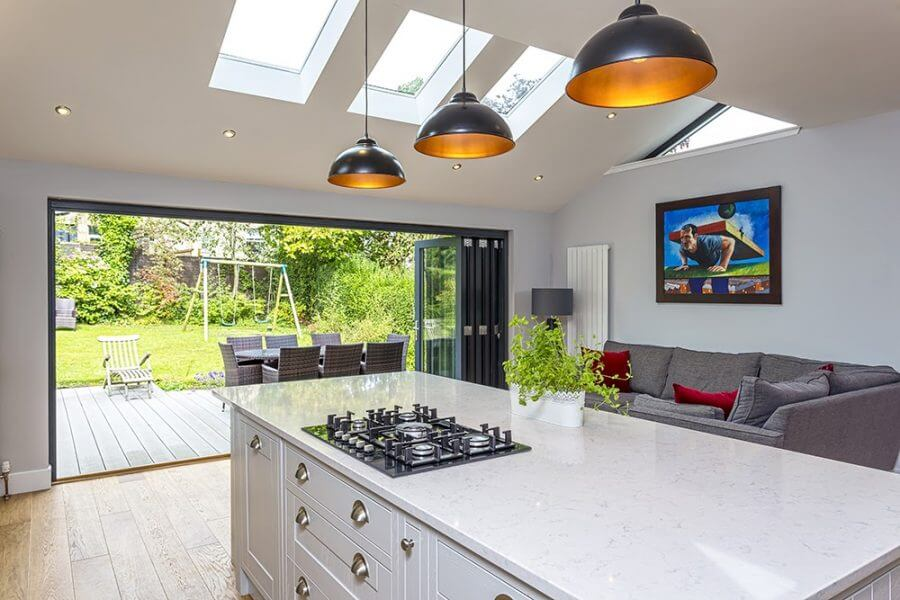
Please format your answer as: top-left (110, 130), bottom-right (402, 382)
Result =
top-left (47, 197), bottom-right (509, 481)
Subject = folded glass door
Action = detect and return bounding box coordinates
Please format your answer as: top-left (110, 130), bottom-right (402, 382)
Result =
top-left (414, 238), bottom-right (461, 378)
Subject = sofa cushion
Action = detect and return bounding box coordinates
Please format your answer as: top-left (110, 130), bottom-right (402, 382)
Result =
top-left (604, 341), bottom-right (673, 397)
top-left (585, 391), bottom-right (638, 413)
top-left (758, 353), bottom-right (886, 382)
top-left (827, 368), bottom-right (900, 395)
top-left (729, 371), bottom-right (830, 426)
top-left (661, 348), bottom-right (762, 399)
top-left (673, 383), bottom-right (739, 418)
top-left (583, 348), bottom-right (632, 392)
top-left (633, 394), bottom-right (725, 420)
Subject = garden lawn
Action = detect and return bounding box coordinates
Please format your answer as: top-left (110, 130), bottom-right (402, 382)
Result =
top-left (56, 322), bottom-right (303, 390)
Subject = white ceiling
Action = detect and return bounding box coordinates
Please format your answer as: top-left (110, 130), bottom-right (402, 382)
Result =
top-left (1, 0), bottom-right (898, 213)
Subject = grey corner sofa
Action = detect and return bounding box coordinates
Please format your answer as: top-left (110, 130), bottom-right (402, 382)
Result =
top-left (586, 341), bottom-right (900, 471)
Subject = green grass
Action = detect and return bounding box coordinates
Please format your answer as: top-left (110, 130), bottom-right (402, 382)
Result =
top-left (56, 322), bottom-right (303, 390)
top-left (664, 261), bottom-right (770, 280)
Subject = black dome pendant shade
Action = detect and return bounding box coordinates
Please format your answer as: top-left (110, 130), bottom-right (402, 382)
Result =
top-left (328, 137), bottom-right (406, 189)
top-left (328, 0), bottom-right (405, 189)
top-left (567, 1), bottom-right (716, 108)
top-left (414, 0), bottom-right (514, 159)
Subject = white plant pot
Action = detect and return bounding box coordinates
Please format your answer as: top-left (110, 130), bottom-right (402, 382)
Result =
top-left (509, 385), bottom-right (585, 428)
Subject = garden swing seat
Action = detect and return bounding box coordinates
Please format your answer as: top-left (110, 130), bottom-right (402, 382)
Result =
top-left (99, 335), bottom-right (154, 399)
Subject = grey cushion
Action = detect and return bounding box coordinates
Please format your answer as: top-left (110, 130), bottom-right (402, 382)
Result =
top-left (827, 369), bottom-right (900, 395)
top-left (661, 348), bottom-right (762, 399)
top-left (632, 394), bottom-right (725, 420)
top-left (729, 371), bottom-right (830, 426)
top-left (758, 353), bottom-right (885, 382)
top-left (585, 391), bottom-right (638, 412)
top-left (603, 340), bottom-right (673, 397)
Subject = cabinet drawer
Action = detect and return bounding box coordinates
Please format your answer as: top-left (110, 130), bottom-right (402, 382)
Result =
top-left (285, 444), bottom-right (392, 555)
top-left (286, 489), bottom-right (391, 600)
top-left (286, 558), bottom-right (331, 600)
top-left (436, 540), bottom-right (533, 600)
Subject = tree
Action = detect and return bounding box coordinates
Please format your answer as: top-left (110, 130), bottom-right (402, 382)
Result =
top-left (397, 76), bottom-right (424, 95)
top-left (482, 73), bottom-right (540, 114)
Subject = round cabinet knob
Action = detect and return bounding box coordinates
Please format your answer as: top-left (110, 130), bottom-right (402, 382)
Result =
top-left (295, 576), bottom-right (310, 598)
top-left (295, 506), bottom-right (310, 528)
top-left (400, 538), bottom-right (415, 552)
top-left (350, 500), bottom-right (369, 525)
top-left (248, 435), bottom-right (261, 450)
top-left (295, 462), bottom-right (309, 483)
top-left (350, 553), bottom-right (369, 579)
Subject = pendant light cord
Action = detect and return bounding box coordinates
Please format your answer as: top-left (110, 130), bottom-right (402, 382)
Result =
top-left (364, 0), bottom-right (369, 139)
top-left (461, 0), bottom-right (466, 92)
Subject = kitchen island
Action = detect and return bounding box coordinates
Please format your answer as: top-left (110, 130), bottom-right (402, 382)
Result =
top-left (215, 372), bottom-right (900, 600)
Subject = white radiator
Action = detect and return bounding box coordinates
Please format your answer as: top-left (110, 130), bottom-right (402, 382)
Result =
top-left (566, 244), bottom-right (610, 353)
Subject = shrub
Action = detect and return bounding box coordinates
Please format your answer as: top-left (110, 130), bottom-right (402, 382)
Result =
top-left (95, 214), bottom-right (138, 279)
top-left (55, 253), bottom-right (135, 324)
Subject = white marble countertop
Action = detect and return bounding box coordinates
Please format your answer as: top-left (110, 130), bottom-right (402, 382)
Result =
top-left (215, 372), bottom-right (900, 600)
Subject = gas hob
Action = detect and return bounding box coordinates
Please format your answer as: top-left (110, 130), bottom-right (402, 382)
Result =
top-left (302, 403), bottom-right (530, 477)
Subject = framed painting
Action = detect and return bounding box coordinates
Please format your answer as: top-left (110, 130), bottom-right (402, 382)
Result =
top-left (656, 186), bottom-right (782, 304)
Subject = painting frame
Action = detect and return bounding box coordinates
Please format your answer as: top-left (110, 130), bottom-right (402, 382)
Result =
top-left (655, 186), bottom-right (782, 304)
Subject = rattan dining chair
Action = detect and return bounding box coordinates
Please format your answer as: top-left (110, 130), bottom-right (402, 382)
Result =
top-left (265, 334), bottom-right (298, 349)
top-left (362, 342), bottom-right (404, 375)
top-left (227, 335), bottom-right (264, 364)
top-left (311, 332), bottom-right (342, 347)
top-left (262, 346), bottom-right (321, 383)
top-left (319, 343), bottom-right (364, 378)
top-left (219, 342), bottom-right (262, 409)
top-left (386, 334), bottom-right (410, 370)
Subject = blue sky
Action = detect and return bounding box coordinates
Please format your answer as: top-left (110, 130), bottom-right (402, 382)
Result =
top-left (663, 198), bottom-right (771, 267)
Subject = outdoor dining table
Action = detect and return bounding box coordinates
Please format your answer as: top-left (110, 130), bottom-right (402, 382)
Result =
top-left (235, 346), bottom-right (366, 366)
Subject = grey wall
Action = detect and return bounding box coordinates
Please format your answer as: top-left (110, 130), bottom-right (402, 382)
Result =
top-left (0, 159), bottom-right (552, 484)
top-left (552, 109), bottom-right (900, 367)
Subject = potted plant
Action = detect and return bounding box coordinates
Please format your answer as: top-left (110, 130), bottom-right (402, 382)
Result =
top-left (503, 315), bottom-right (625, 427)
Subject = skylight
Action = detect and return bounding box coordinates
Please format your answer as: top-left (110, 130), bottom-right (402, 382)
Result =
top-left (219, 0), bottom-right (337, 72)
top-left (210, 0), bottom-right (357, 104)
top-left (664, 107), bottom-right (797, 156)
top-left (367, 11), bottom-right (463, 96)
top-left (482, 47), bottom-right (566, 115)
top-left (347, 11), bottom-right (492, 125)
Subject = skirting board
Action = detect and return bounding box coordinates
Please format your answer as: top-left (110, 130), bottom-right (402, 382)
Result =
top-left (7, 465), bottom-right (51, 495)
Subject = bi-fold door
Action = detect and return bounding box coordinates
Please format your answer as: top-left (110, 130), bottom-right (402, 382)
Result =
top-left (414, 237), bottom-right (506, 387)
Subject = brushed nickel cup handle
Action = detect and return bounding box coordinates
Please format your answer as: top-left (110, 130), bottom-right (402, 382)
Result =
top-left (248, 435), bottom-right (261, 450)
top-left (400, 537), bottom-right (415, 552)
top-left (295, 506), bottom-right (310, 527)
top-left (350, 553), bottom-right (369, 579)
top-left (495, 595), bottom-right (513, 600)
top-left (295, 576), bottom-right (310, 598)
top-left (350, 499), bottom-right (369, 525)
top-left (295, 462), bottom-right (309, 483)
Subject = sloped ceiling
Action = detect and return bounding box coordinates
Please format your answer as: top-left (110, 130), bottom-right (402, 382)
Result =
top-left (0, 0), bottom-right (898, 212)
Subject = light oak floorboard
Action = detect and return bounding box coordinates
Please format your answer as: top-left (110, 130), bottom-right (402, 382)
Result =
top-left (63, 481), bottom-right (108, 562)
top-left (0, 521), bottom-right (31, 600)
top-left (100, 510), bottom-right (166, 600)
top-left (144, 467), bottom-right (216, 550)
top-left (92, 476), bottom-right (130, 516)
top-left (0, 493), bottom-right (33, 527)
top-left (72, 555), bottom-right (120, 600)
top-left (27, 514), bottom-right (74, 600)
top-left (189, 542), bottom-right (241, 600)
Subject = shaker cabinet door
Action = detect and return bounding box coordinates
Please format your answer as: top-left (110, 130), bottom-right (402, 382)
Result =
top-left (240, 417), bottom-right (280, 600)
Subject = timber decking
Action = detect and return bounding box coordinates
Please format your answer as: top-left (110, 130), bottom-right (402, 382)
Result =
top-left (55, 386), bottom-right (230, 479)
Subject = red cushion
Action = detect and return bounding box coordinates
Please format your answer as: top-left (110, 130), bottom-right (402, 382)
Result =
top-left (819, 363), bottom-right (835, 372)
top-left (583, 348), bottom-right (631, 392)
top-left (673, 383), bottom-right (738, 418)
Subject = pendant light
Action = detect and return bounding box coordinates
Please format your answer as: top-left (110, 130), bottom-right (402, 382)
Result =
top-left (414, 0), bottom-right (514, 159)
top-left (566, 0), bottom-right (716, 109)
top-left (328, 0), bottom-right (405, 189)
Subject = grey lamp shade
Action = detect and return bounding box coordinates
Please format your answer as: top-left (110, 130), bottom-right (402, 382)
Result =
top-left (532, 288), bottom-right (574, 317)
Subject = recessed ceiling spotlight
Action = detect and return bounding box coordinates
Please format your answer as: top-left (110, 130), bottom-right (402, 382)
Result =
top-left (534, 174), bottom-right (544, 182)
top-left (54, 105), bottom-right (72, 116)
top-left (222, 129), bottom-right (236, 139)
top-left (607, 112), bottom-right (617, 119)
top-left (451, 163), bottom-right (462, 171)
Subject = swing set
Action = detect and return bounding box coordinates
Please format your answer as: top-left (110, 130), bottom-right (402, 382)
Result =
top-left (182, 258), bottom-right (302, 341)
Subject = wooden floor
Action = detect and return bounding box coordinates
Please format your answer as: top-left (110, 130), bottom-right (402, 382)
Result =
top-left (55, 386), bottom-right (230, 479)
top-left (0, 459), bottom-right (250, 600)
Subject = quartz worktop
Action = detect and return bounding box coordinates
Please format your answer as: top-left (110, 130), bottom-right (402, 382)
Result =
top-left (215, 372), bottom-right (900, 600)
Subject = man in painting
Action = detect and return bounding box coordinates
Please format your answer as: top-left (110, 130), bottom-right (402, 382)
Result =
top-left (674, 223), bottom-right (736, 294)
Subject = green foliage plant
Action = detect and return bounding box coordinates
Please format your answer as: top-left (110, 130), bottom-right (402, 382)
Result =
top-left (503, 315), bottom-right (625, 413)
